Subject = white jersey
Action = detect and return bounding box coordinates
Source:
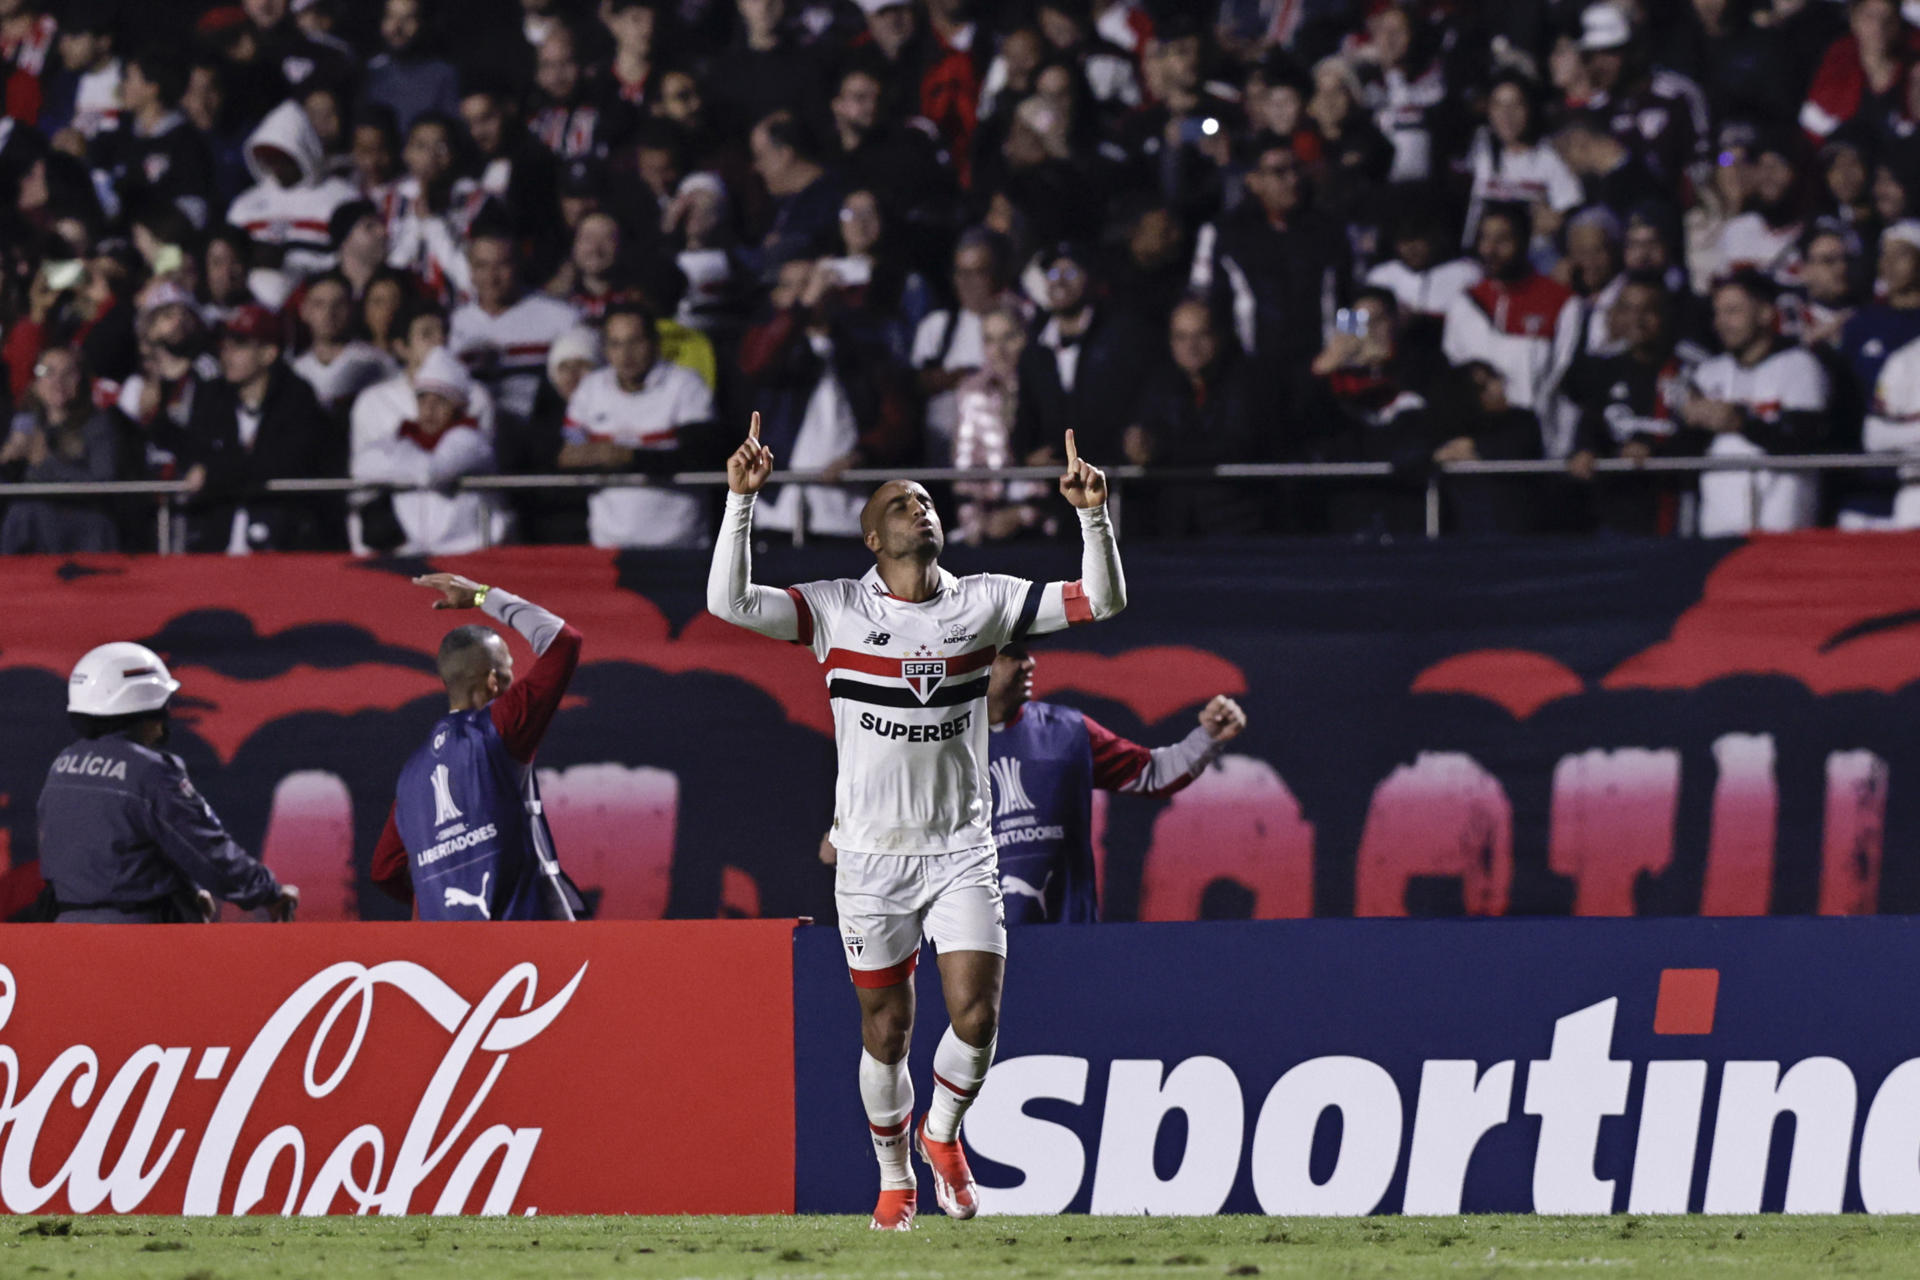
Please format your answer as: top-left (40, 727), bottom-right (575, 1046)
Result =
top-left (449, 293), bottom-right (580, 423)
top-left (790, 567), bottom-right (1052, 857)
top-left (294, 342), bottom-right (396, 413)
top-left (1864, 334), bottom-right (1920, 525)
top-left (1365, 257), bottom-right (1482, 321)
top-left (565, 361), bottom-right (714, 548)
top-left (1690, 344), bottom-right (1827, 536)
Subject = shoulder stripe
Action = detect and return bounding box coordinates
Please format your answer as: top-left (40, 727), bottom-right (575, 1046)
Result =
top-left (1010, 581), bottom-right (1043, 641)
top-left (786, 586), bottom-right (814, 647)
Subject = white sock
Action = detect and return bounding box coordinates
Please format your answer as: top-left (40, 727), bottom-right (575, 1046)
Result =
top-left (860, 1049), bottom-right (915, 1189)
top-left (925, 1025), bottom-right (995, 1143)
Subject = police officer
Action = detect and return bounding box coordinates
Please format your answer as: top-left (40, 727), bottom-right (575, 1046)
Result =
top-left (39, 642), bottom-right (300, 923)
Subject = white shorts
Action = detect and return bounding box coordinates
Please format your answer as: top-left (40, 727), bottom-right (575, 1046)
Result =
top-left (836, 844), bottom-right (1006, 987)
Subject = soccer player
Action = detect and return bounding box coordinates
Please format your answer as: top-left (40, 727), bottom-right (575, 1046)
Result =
top-left (985, 641), bottom-right (1246, 923)
top-left (707, 412), bottom-right (1126, 1230)
top-left (371, 573), bottom-right (585, 920)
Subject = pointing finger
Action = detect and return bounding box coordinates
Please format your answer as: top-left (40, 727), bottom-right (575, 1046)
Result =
top-left (1064, 429), bottom-right (1079, 469)
top-left (749, 411), bottom-right (761, 442)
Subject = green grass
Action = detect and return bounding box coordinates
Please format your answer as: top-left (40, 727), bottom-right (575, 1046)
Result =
top-left (8, 1214), bottom-right (1920, 1279)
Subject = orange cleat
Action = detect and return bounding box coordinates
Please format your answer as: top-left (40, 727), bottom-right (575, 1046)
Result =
top-left (869, 1187), bottom-right (917, 1230)
top-left (915, 1115), bottom-right (979, 1220)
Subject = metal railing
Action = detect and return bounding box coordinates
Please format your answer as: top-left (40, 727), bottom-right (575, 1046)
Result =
top-left (2, 454), bottom-right (1912, 551)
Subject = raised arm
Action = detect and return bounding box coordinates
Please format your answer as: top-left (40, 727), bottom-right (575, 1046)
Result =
top-left (413, 572), bottom-right (582, 762)
top-left (1028, 430), bottom-right (1128, 635)
top-left (1088, 696), bottom-right (1246, 797)
top-left (706, 412), bottom-right (804, 641)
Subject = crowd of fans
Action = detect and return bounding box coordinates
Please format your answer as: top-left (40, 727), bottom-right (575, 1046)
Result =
top-left (5, 0), bottom-right (1920, 551)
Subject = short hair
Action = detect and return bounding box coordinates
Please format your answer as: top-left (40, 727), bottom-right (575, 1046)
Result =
top-left (1352, 284), bottom-right (1399, 322)
top-left (1714, 267), bottom-right (1779, 306)
top-left (603, 300), bottom-right (660, 340)
top-left (302, 270), bottom-right (351, 299)
top-left (753, 109), bottom-right (817, 163)
top-left (398, 296), bottom-right (448, 341)
top-left (954, 226), bottom-right (1010, 281)
top-left (437, 625), bottom-right (499, 689)
top-left (129, 48), bottom-right (188, 107)
top-left (1476, 200), bottom-right (1533, 243)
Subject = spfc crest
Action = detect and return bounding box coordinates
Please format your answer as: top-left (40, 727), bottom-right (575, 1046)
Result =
top-left (903, 659), bottom-right (946, 702)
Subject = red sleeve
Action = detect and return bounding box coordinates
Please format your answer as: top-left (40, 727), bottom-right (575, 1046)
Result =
top-left (489, 622), bottom-right (582, 762)
top-left (737, 308), bottom-right (799, 377)
top-left (370, 803), bottom-right (414, 907)
top-left (1084, 714), bottom-right (1152, 792)
top-left (3, 317), bottom-right (46, 400)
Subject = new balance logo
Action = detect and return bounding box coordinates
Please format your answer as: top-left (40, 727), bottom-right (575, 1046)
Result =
top-left (431, 763), bottom-right (463, 825)
top-left (864, 632), bottom-right (892, 646)
top-left (991, 756), bottom-right (1035, 816)
top-left (444, 871), bottom-right (491, 919)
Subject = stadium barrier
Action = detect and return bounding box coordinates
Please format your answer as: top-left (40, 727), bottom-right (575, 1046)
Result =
top-left (8, 916), bottom-right (1920, 1217)
top-left (0, 921), bottom-right (796, 1216)
top-left (795, 918), bottom-right (1920, 1216)
top-left (3, 452), bottom-right (1912, 548)
top-left (5, 532), bottom-right (1920, 923)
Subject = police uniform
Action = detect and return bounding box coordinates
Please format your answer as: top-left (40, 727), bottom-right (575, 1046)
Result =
top-left (39, 644), bottom-right (284, 923)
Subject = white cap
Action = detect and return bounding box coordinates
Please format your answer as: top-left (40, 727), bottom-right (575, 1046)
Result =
top-left (1884, 220), bottom-right (1920, 255)
top-left (1580, 3), bottom-right (1632, 52)
top-left (547, 326), bottom-right (603, 383)
top-left (414, 346), bottom-right (473, 408)
top-left (68, 642), bottom-right (180, 716)
top-left (855, 0), bottom-right (908, 14)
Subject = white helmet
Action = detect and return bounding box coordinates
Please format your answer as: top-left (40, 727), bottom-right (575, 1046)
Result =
top-left (68, 642), bottom-right (181, 716)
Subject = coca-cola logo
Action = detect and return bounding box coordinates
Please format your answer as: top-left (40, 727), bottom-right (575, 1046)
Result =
top-left (0, 959), bottom-right (587, 1215)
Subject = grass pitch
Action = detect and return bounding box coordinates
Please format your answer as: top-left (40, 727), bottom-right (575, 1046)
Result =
top-left (10, 1214), bottom-right (1920, 1278)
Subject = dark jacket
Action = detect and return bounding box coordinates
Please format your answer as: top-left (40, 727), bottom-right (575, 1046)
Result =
top-left (1012, 306), bottom-right (1157, 464)
top-left (37, 732), bottom-right (282, 919)
top-left (737, 305), bottom-right (915, 466)
top-left (1201, 200), bottom-right (1352, 374)
top-left (178, 362), bottom-right (335, 552)
top-left (1131, 353), bottom-right (1271, 535)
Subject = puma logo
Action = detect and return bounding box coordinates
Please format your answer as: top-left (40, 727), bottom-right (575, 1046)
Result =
top-left (1002, 870), bottom-right (1052, 907)
top-left (444, 872), bottom-right (491, 919)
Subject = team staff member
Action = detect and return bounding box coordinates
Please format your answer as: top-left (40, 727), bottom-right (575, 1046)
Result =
top-left (984, 642), bottom-right (1246, 923)
top-left (39, 643), bottom-right (299, 923)
top-left (372, 573), bottom-right (585, 921)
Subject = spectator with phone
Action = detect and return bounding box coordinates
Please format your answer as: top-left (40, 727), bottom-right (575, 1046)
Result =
top-left (0, 345), bottom-right (121, 553)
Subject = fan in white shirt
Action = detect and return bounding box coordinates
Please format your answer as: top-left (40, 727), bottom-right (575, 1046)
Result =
top-left (292, 274), bottom-right (397, 414)
top-left (1683, 273), bottom-right (1831, 536)
top-left (449, 233), bottom-right (581, 425)
top-left (559, 304), bottom-right (715, 548)
top-left (349, 347), bottom-right (510, 554)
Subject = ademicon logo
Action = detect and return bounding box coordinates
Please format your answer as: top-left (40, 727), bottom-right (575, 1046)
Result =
top-left (0, 959), bottom-right (585, 1215)
top-left (965, 969), bottom-right (1920, 1216)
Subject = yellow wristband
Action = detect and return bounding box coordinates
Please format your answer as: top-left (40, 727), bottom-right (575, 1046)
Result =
top-left (473, 584), bottom-right (490, 608)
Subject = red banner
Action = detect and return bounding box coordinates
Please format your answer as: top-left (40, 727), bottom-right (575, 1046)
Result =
top-left (0, 922), bottom-right (795, 1215)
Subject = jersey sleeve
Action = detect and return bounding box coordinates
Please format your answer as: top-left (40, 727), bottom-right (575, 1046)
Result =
top-left (1021, 506), bottom-right (1128, 637)
top-left (370, 802), bottom-right (414, 906)
top-left (786, 579), bottom-right (851, 661)
top-left (489, 621), bottom-right (582, 763)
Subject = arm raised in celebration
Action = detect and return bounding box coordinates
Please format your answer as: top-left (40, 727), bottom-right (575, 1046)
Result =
top-left (706, 412), bottom-right (804, 641)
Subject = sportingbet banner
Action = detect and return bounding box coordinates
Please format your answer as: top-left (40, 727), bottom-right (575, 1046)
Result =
top-left (4, 532), bottom-right (1920, 921)
top-left (0, 921), bottom-right (795, 1214)
top-left (792, 919), bottom-right (1920, 1215)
